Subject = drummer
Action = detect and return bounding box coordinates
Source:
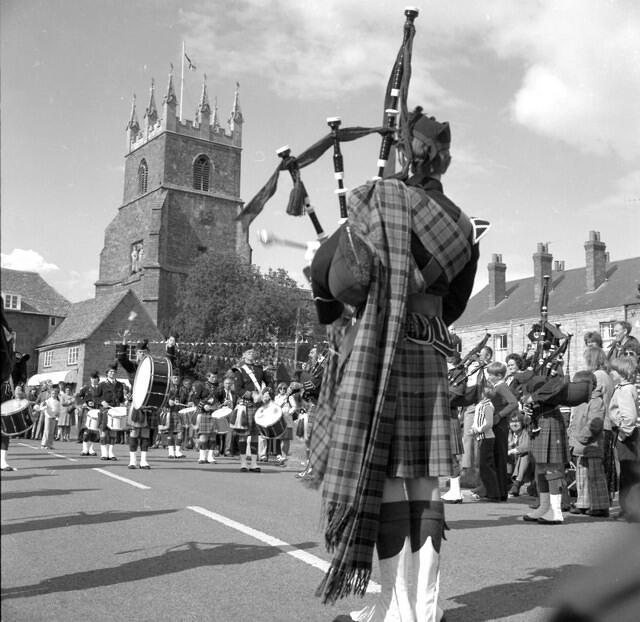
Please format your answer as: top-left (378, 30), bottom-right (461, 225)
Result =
top-left (77, 371), bottom-right (100, 456)
top-left (166, 372), bottom-right (186, 459)
top-left (195, 386), bottom-right (220, 465)
top-left (1, 385), bottom-right (28, 471)
top-left (95, 364), bottom-right (125, 461)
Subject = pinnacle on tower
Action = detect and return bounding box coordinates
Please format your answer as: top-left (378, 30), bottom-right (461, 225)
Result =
top-left (144, 78), bottom-right (158, 127)
top-left (198, 74), bottom-right (211, 115)
top-left (227, 81), bottom-right (243, 132)
top-left (164, 65), bottom-right (177, 106)
top-left (212, 96), bottom-right (220, 130)
top-left (126, 93), bottom-right (140, 133)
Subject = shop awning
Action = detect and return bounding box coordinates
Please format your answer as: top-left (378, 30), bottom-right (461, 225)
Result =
top-left (28, 370), bottom-right (79, 386)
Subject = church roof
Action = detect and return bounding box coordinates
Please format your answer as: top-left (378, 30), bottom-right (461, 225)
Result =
top-left (457, 256), bottom-right (640, 328)
top-left (1, 268), bottom-right (70, 316)
top-left (38, 290), bottom-right (131, 347)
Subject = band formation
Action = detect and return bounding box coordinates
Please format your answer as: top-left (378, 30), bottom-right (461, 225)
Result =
top-left (2, 7), bottom-right (639, 622)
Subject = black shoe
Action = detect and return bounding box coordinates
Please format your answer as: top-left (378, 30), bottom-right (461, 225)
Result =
top-left (108, 456), bottom-right (118, 461)
top-left (442, 497), bottom-right (463, 504)
top-left (139, 464), bottom-right (151, 470)
top-left (240, 466), bottom-right (248, 472)
top-left (128, 464), bottom-right (137, 469)
top-left (198, 460), bottom-right (206, 464)
top-left (1, 466), bottom-right (16, 471)
top-left (249, 467), bottom-right (261, 473)
top-left (570, 507), bottom-right (588, 515)
top-left (587, 509), bottom-right (609, 518)
top-left (81, 452), bottom-right (89, 456)
top-left (168, 455), bottom-right (176, 459)
top-left (100, 456), bottom-right (110, 461)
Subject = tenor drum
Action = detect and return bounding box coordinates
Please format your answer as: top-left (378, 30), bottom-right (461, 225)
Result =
top-left (1, 399), bottom-right (33, 437)
top-left (179, 406), bottom-right (198, 425)
top-left (86, 409), bottom-right (100, 431)
top-left (107, 406), bottom-right (128, 431)
top-left (254, 403), bottom-right (286, 439)
top-left (157, 408), bottom-right (170, 431)
top-left (212, 406), bottom-right (232, 434)
top-left (132, 355), bottom-right (172, 410)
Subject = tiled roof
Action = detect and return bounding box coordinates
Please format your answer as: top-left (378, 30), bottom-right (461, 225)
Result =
top-left (1, 268), bottom-right (70, 316)
top-left (457, 256), bottom-right (640, 328)
top-left (38, 290), bottom-right (131, 347)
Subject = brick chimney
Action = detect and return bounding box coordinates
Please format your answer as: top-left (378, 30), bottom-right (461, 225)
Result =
top-left (554, 260), bottom-right (565, 272)
top-left (533, 242), bottom-right (553, 302)
top-left (585, 230), bottom-right (607, 291)
top-left (488, 253), bottom-right (506, 308)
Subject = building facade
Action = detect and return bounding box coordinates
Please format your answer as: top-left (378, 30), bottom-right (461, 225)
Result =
top-left (454, 231), bottom-right (640, 377)
top-left (1, 268), bottom-right (70, 381)
top-left (95, 73), bottom-right (252, 334)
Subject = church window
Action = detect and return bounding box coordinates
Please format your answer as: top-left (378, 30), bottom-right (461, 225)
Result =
top-left (138, 159), bottom-right (148, 194)
top-left (193, 155), bottom-right (211, 191)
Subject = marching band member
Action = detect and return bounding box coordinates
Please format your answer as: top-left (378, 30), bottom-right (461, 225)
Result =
top-left (1, 302), bottom-right (18, 471)
top-left (95, 364), bottom-right (125, 461)
top-left (195, 376), bottom-right (221, 464)
top-left (77, 372), bottom-right (101, 456)
top-left (308, 107), bottom-right (482, 621)
top-left (234, 349), bottom-right (273, 466)
top-left (166, 372), bottom-right (186, 459)
top-left (218, 374), bottom-right (238, 456)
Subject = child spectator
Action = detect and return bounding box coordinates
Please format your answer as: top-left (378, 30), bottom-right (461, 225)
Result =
top-left (507, 413), bottom-right (531, 497)
top-left (568, 370), bottom-right (610, 517)
top-left (41, 385), bottom-right (61, 450)
top-left (58, 384), bottom-right (74, 442)
top-left (469, 386), bottom-right (501, 501)
top-left (274, 382), bottom-right (293, 465)
top-left (608, 356), bottom-right (639, 522)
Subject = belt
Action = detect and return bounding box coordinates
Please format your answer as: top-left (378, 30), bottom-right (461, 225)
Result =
top-left (406, 293), bottom-right (443, 317)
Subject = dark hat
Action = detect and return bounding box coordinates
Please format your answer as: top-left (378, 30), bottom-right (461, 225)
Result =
top-left (411, 113), bottom-right (451, 147)
top-left (310, 226), bottom-right (345, 325)
top-left (107, 363), bottom-right (118, 372)
top-left (136, 339), bottom-right (149, 351)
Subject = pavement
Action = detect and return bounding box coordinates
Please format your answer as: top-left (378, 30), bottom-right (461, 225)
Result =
top-left (2, 436), bottom-right (637, 622)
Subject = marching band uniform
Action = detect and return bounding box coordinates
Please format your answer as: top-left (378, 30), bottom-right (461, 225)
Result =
top-left (234, 349), bottom-right (273, 468)
top-left (166, 377), bottom-right (186, 459)
top-left (116, 338), bottom-right (152, 469)
top-left (196, 380), bottom-right (221, 464)
top-left (95, 365), bottom-right (125, 461)
top-left (307, 110), bottom-right (482, 621)
top-left (77, 373), bottom-right (100, 456)
top-left (217, 378), bottom-right (237, 456)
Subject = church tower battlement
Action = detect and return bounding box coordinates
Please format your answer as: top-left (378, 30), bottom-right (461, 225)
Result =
top-left (96, 69), bottom-right (251, 335)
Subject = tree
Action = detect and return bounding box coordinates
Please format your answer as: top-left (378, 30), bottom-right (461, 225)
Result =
top-left (169, 250), bottom-right (322, 378)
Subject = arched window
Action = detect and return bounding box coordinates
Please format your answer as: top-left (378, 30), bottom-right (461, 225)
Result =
top-left (138, 159), bottom-right (148, 194)
top-left (193, 155), bottom-right (211, 191)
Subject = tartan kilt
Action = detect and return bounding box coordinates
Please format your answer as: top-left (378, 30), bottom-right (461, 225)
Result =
top-left (529, 406), bottom-right (569, 464)
top-left (168, 410), bottom-right (184, 433)
top-left (386, 337), bottom-right (454, 478)
top-left (196, 411), bottom-right (216, 436)
top-left (450, 409), bottom-right (464, 457)
top-left (146, 408), bottom-right (159, 429)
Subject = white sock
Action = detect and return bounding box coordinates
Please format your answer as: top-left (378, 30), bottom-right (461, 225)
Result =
top-left (199, 449), bottom-right (206, 461)
top-left (207, 449), bottom-right (215, 462)
top-left (1, 449), bottom-right (7, 468)
top-left (168, 446), bottom-right (175, 457)
top-left (88, 443), bottom-right (95, 454)
top-left (175, 445), bottom-right (183, 457)
top-left (250, 454), bottom-right (258, 469)
top-left (82, 441), bottom-right (89, 454)
top-left (108, 444), bottom-right (115, 459)
top-left (442, 477), bottom-right (461, 499)
top-left (100, 445), bottom-right (108, 458)
top-left (140, 451), bottom-right (149, 466)
top-left (129, 451), bottom-right (137, 466)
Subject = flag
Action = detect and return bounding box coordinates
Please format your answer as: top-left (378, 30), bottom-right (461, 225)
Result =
top-left (184, 51), bottom-right (196, 71)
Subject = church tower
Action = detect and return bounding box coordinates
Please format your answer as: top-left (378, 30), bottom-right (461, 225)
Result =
top-left (96, 70), bottom-right (252, 334)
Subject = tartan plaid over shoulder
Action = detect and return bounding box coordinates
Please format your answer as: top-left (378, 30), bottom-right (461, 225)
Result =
top-left (308, 178), bottom-right (474, 603)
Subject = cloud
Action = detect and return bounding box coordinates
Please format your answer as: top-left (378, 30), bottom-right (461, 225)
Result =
top-left (48, 269), bottom-right (99, 303)
top-left (586, 169), bottom-right (640, 214)
top-left (1, 249), bottom-right (59, 273)
top-left (180, 0), bottom-right (640, 158)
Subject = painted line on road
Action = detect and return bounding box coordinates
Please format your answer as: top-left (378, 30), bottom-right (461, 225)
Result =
top-left (17, 442), bottom-right (78, 462)
top-left (187, 505), bottom-right (380, 593)
top-left (93, 467), bottom-right (151, 490)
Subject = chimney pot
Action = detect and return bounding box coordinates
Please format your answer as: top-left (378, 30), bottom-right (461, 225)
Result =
top-left (488, 254), bottom-right (507, 308)
top-left (585, 231), bottom-right (607, 291)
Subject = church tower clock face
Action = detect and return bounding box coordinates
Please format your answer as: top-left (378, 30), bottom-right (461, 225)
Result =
top-left (96, 74), bottom-right (250, 334)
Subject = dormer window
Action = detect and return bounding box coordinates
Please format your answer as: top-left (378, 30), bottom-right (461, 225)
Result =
top-left (1, 293), bottom-right (21, 310)
top-left (193, 155), bottom-right (211, 191)
top-left (138, 159), bottom-right (148, 194)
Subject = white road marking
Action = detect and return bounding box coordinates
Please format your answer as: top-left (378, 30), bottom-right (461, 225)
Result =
top-left (17, 442), bottom-right (78, 461)
top-left (93, 467), bottom-right (151, 490)
top-left (187, 505), bottom-right (381, 593)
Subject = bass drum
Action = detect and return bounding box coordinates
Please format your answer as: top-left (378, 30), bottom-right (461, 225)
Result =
top-left (254, 403), bottom-right (286, 439)
top-left (132, 355), bottom-right (172, 410)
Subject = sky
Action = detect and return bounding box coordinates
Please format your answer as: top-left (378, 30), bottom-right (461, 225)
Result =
top-left (2, 0), bottom-right (639, 304)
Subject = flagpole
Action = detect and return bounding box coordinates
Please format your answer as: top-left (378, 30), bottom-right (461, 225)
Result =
top-left (180, 40), bottom-right (185, 121)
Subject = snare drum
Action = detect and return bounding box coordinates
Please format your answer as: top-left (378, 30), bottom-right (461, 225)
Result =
top-left (132, 355), bottom-right (172, 410)
top-left (179, 406), bottom-right (198, 426)
top-left (1, 399), bottom-right (33, 437)
top-left (86, 409), bottom-right (100, 431)
top-left (212, 406), bottom-right (232, 434)
top-left (107, 406), bottom-right (128, 431)
top-left (254, 403), bottom-right (286, 439)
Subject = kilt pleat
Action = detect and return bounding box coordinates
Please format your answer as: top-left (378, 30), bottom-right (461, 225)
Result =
top-left (386, 338), bottom-right (454, 478)
top-left (450, 410), bottom-right (464, 457)
top-left (530, 407), bottom-right (568, 465)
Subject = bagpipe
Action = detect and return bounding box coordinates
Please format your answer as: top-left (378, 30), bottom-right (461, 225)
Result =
top-left (448, 332), bottom-right (491, 389)
top-left (240, 8), bottom-right (421, 275)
